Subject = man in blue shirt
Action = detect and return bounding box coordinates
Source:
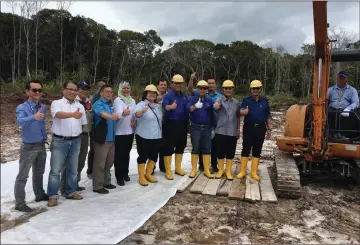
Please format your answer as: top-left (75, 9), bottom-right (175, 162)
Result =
top-left (327, 71), bottom-right (359, 139)
top-left (14, 80), bottom-right (48, 212)
top-left (161, 74), bottom-right (189, 180)
top-left (92, 84), bottom-right (119, 194)
top-left (187, 73), bottom-right (223, 172)
top-left (236, 80), bottom-right (272, 182)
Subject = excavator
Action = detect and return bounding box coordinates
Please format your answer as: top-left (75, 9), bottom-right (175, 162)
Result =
top-left (274, 1), bottom-right (360, 199)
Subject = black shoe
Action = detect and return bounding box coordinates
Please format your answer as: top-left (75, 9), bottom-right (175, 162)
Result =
top-left (104, 184), bottom-right (116, 189)
top-left (93, 188), bottom-right (109, 194)
top-left (211, 167), bottom-right (218, 173)
top-left (15, 204), bottom-right (33, 212)
top-left (117, 179), bottom-right (125, 186)
top-left (77, 186), bottom-right (86, 191)
top-left (124, 176), bottom-right (130, 182)
top-left (35, 194), bottom-right (49, 202)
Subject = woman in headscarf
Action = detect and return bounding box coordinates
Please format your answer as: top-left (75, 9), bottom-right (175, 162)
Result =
top-left (113, 82), bottom-right (136, 186)
top-left (133, 84), bottom-right (162, 186)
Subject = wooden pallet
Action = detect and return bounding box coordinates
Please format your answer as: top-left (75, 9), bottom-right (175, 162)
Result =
top-left (176, 159), bottom-right (278, 203)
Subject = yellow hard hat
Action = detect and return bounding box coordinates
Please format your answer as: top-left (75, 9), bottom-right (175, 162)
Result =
top-left (222, 80), bottom-right (235, 88)
top-left (196, 80), bottom-right (208, 87)
top-left (250, 80), bottom-right (262, 88)
top-left (172, 74), bottom-right (184, 83)
top-left (144, 84), bottom-right (159, 95)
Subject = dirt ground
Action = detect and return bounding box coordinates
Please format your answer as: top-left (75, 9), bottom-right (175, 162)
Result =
top-left (1, 94), bottom-right (359, 243)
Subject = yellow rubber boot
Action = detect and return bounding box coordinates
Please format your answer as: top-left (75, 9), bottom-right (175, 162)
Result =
top-left (236, 157), bottom-right (249, 179)
top-left (215, 158), bottom-right (224, 179)
top-left (145, 160), bottom-right (157, 183)
top-left (225, 159), bottom-right (233, 180)
top-left (175, 154), bottom-right (187, 176)
top-left (164, 156), bottom-right (174, 180)
top-left (138, 163), bottom-right (148, 186)
top-left (189, 154), bottom-right (198, 178)
top-left (202, 154), bottom-right (214, 178)
top-left (250, 157), bottom-right (260, 181)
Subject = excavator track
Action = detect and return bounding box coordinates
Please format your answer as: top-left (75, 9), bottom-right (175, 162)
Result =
top-left (273, 148), bottom-right (301, 199)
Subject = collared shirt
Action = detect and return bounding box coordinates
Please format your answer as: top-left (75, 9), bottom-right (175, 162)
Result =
top-left (215, 97), bottom-right (241, 137)
top-left (193, 89), bottom-right (223, 123)
top-left (187, 95), bottom-right (214, 126)
top-left (76, 96), bottom-right (93, 133)
top-left (328, 84), bottom-right (359, 111)
top-left (134, 100), bottom-right (162, 139)
top-left (16, 100), bottom-right (47, 143)
top-left (51, 97), bottom-right (87, 137)
top-left (241, 96), bottom-right (272, 125)
top-left (162, 89), bottom-right (189, 121)
top-left (93, 97), bottom-right (116, 142)
top-left (113, 97), bottom-right (136, 135)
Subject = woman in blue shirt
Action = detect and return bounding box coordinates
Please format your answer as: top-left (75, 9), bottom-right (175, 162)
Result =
top-left (186, 80), bottom-right (215, 179)
top-left (134, 84), bottom-right (163, 186)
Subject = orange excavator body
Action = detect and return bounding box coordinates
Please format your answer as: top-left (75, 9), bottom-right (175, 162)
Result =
top-left (275, 1), bottom-right (360, 162)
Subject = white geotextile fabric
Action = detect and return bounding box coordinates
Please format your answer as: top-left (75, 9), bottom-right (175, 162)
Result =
top-left (1, 149), bottom-right (192, 244)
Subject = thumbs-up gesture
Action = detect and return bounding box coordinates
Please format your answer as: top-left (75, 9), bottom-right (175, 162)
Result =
top-left (170, 100), bottom-right (177, 110)
top-left (112, 112), bottom-right (119, 120)
top-left (73, 108), bottom-right (83, 119)
top-left (195, 98), bottom-right (203, 109)
top-left (190, 72), bottom-right (197, 80)
top-left (213, 99), bottom-right (221, 110)
top-left (143, 104), bottom-right (149, 113)
top-left (123, 106), bottom-right (131, 116)
top-left (34, 107), bottom-right (44, 121)
top-left (243, 105), bottom-right (249, 115)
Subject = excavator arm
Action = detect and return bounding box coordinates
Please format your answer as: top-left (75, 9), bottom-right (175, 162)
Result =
top-left (310, 1), bottom-right (332, 160)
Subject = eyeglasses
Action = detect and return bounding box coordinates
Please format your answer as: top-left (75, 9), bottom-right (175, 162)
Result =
top-left (252, 87), bottom-right (261, 90)
top-left (65, 88), bottom-right (78, 92)
top-left (30, 88), bottom-right (43, 93)
top-left (198, 87), bottom-right (207, 90)
top-left (224, 87), bottom-right (233, 90)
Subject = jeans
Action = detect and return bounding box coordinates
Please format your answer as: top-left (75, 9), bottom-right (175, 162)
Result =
top-left (14, 143), bottom-right (47, 207)
top-left (60, 133), bottom-right (89, 193)
top-left (190, 123), bottom-right (212, 154)
top-left (47, 137), bottom-right (81, 199)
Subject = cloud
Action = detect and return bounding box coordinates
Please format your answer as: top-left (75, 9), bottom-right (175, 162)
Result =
top-left (1, 1), bottom-right (358, 54)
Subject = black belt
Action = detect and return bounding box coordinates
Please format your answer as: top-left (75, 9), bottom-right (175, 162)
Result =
top-left (53, 134), bottom-right (80, 140)
top-left (245, 123), bottom-right (266, 128)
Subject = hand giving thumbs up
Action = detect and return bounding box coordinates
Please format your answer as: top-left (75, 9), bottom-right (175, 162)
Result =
top-left (123, 106), bottom-right (131, 116)
top-left (73, 108), bottom-right (83, 119)
top-left (170, 100), bottom-right (177, 110)
top-left (242, 105), bottom-right (249, 116)
top-left (34, 107), bottom-right (44, 121)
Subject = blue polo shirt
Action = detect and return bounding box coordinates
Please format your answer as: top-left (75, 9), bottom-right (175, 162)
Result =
top-left (187, 96), bottom-right (214, 126)
top-left (16, 100), bottom-right (48, 143)
top-left (162, 89), bottom-right (189, 121)
top-left (93, 98), bottom-right (116, 142)
top-left (193, 89), bottom-right (223, 123)
top-left (241, 96), bottom-right (272, 125)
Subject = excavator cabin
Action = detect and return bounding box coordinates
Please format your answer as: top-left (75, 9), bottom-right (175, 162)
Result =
top-left (273, 1), bottom-right (360, 199)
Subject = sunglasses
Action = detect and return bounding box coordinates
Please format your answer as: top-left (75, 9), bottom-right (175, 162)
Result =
top-left (198, 87), bottom-right (207, 90)
top-left (224, 87), bottom-right (233, 90)
top-left (252, 87), bottom-right (261, 90)
top-left (30, 88), bottom-right (43, 93)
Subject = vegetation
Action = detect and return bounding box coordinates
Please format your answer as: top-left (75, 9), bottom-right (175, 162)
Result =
top-left (0, 3), bottom-right (359, 101)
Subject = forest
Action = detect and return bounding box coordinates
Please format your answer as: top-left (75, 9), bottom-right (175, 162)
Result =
top-left (0, 2), bottom-right (359, 97)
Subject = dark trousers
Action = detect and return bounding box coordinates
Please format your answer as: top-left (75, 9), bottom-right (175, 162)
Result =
top-left (157, 124), bottom-right (165, 172)
top-left (215, 134), bottom-right (238, 159)
top-left (241, 124), bottom-right (267, 158)
top-left (87, 136), bottom-right (95, 175)
top-left (161, 120), bottom-right (188, 156)
top-left (328, 109), bottom-right (359, 138)
top-left (14, 143), bottom-right (47, 207)
top-left (198, 138), bottom-right (217, 170)
top-left (114, 134), bottom-right (134, 181)
top-left (136, 135), bottom-right (162, 164)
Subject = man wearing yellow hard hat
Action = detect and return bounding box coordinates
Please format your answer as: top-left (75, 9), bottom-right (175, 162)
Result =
top-left (213, 80), bottom-right (241, 181)
top-left (236, 80), bottom-right (272, 181)
top-left (161, 74), bottom-right (189, 180)
top-left (187, 80), bottom-right (216, 179)
top-left (187, 73), bottom-right (223, 173)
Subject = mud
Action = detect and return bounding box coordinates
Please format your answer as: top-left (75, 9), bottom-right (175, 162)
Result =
top-left (1, 94), bottom-right (359, 243)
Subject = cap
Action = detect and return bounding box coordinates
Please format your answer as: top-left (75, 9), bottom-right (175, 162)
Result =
top-left (338, 71), bottom-right (349, 78)
top-left (78, 81), bottom-right (90, 89)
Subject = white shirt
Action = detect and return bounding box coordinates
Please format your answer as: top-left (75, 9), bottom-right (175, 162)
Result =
top-left (113, 97), bottom-right (136, 135)
top-left (51, 97), bottom-right (87, 137)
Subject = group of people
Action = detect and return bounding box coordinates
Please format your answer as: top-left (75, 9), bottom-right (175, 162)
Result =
top-left (14, 74), bottom-right (273, 212)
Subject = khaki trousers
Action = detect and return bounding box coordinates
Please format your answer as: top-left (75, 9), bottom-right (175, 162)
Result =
top-left (92, 141), bottom-right (115, 190)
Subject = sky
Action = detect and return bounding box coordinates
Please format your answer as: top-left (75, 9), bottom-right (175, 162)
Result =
top-left (1, 1), bottom-right (359, 54)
